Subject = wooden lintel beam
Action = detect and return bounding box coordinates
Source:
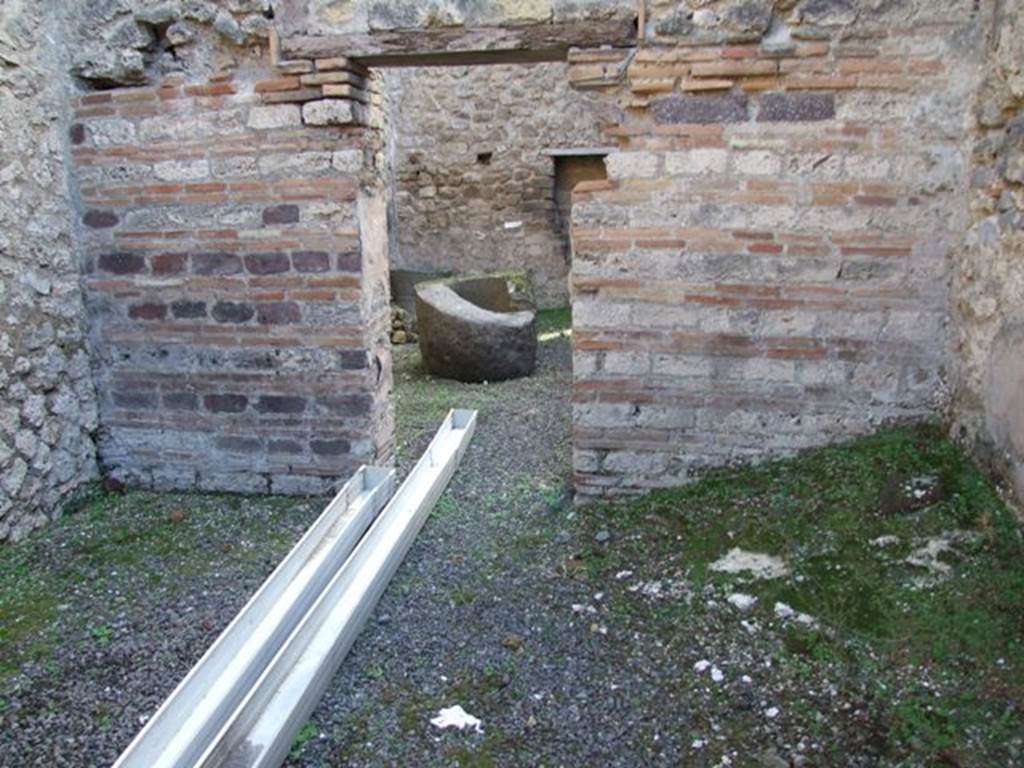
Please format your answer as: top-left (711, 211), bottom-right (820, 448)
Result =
top-left (281, 18), bottom-right (638, 67)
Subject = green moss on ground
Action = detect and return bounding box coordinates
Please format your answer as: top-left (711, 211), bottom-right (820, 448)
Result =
top-left (5, 308), bottom-right (1021, 767)
top-left (0, 487), bottom-right (310, 683)
top-left (389, 314), bottom-right (1023, 764)
top-left (392, 362), bottom-right (500, 458)
top-left (289, 721), bottom-right (321, 761)
top-left (535, 306), bottom-right (572, 340)
top-left (578, 422), bottom-right (1024, 764)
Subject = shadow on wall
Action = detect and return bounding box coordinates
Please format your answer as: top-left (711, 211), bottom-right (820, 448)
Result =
top-left (554, 153), bottom-right (608, 268)
top-left (984, 322), bottom-right (1024, 503)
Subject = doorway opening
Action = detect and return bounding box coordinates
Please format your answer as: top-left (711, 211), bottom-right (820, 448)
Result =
top-left (547, 149), bottom-right (612, 272)
top-left (382, 61), bottom-right (610, 312)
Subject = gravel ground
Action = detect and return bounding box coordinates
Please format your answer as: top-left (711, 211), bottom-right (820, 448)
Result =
top-left (0, 324), bottom-right (578, 768)
top-left (284, 329), bottom-right (631, 767)
top-left (2, 320), bottom-right (1021, 768)
top-left (0, 492), bottom-right (324, 767)
top-left (285, 334), bottom-right (1024, 767)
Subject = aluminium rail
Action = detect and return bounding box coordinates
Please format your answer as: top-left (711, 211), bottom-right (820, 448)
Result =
top-left (112, 409), bottom-right (477, 768)
top-left (198, 408), bottom-right (477, 767)
top-left (112, 465), bottom-right (396, 768)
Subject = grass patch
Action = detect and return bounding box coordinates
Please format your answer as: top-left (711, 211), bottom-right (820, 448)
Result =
top-left (0, 486), bottom-right (312, 684)
top-left (580, 422), bottom-right (1024, 763)
top-left (392, 352), bottom-right (500, 455)
top-left (289, 721), bottom-right (320, 761)
top-left (535, 306), bottom-right (571, 341)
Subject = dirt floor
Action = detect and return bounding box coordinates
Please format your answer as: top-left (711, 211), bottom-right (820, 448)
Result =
top-left (1, 309), bottom-right (1022, 767)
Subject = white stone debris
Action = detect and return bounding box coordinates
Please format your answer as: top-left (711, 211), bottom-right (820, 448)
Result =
top-left (764, 706), bottom-right (780, 719)
top-left (627, 578), bottom-right (690, 599)
top-left (709, 548), bottom-right (789, 580)
top-left (905, 535), bottom-right (957, 575)
top-left (773, 602), bottom-right (795, 619)
top-left (640, 581), bottom-right (663, 597)
top-left (871, 535), bottom-right (901, 548)
top-left (614, 569), bottom-right (634, 580)
top-left (774, 602), bottom-right (819, 628)
top-left (693, 659), bottom-right (725, 682)
top-left (726, 592), bottom-right (758, 612)
top-left (904, 475), bottom-right (939, 500)
top-left (431, 705), bottom-right (483, 733)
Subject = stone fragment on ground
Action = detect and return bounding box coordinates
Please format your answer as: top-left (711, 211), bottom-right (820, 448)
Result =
top-left (709, 548), bottom-right (789, 579)
top-left (415, 276), bottom-right (537, 382)
top-left (906, 536), bottom-right (956, 575)
top-left (501, 634), bottom-right (524, 652)
top-left (430, 705), bottom-right (483, 733)
top-left (390, 305), bottom-right (418, 345)
top-left (693, 660), bottom-right (725, 683)
top-left (871, 534), bottom-right (900, 548)
top-left (726, 592), bottom-right (758, 612)
top-left (627, 578), bottom-right (690, 600)
top-left (774, 602), bottom-right (818, 628)
top-left (904, 530), bottom-right (977, 580)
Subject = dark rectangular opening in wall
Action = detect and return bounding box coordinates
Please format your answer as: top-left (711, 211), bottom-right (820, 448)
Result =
top-left (551, 152), bottom-right (609, 267)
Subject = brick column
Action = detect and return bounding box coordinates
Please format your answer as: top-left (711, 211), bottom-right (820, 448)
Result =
top-left (71, 67), bottom-right (393, 494)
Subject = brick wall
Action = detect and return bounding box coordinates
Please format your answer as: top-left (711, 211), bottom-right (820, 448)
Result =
top-left (69, 61), bottom-right (394, 495)
top-left (265, 0), bottom-right (1018, 502)
top-left (66, 0), bottom-right (997, 504)
top-left (569, 19), bottom-right (981, 497)
top-left (4, 0), bottom-right (1008, 524)
top-left (387, 63), bottom-right (616, 307)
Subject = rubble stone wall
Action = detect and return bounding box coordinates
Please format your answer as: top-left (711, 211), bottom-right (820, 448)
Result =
top-left (953, 0), bottom-right (1024, 502)
top-left (0, 0), bottom-right (100, 542)
top-left (66, 0), bottom-right (276, 90)
top-left (387, 63), bottom-right (615, 306)
top-left (277, 0), bottom-right (636, 37)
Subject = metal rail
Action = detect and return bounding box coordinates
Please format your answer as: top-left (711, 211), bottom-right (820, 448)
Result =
top-left (200, 409), bottom-right (477, 767)
top-left (112, 409), bottom-right (477, 768)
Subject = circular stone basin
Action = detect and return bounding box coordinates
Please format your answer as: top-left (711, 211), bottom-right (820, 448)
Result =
top-left (415, 276), bottom-right (537, 383)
